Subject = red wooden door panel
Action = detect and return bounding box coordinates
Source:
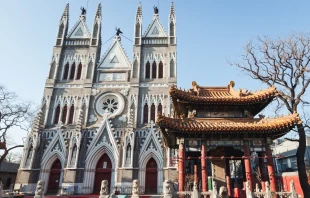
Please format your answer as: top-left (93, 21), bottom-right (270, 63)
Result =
top-left (145, 158), bottom-right (157, 193)
top-left (94, 154), bottom-right (112, 193)
top-left (47, 159), bottom-right (61, 194)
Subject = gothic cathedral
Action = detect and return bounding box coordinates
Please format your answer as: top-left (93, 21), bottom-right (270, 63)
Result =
top-left (16, 3), bottom-right (177, 194)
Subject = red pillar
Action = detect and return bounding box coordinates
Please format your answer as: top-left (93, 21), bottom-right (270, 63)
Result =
top-left (243, 141), bottom-right (253, 191)
top-left (259, 152), bottom-right (267, 192)
top-left (201, 144), bottom-right (207, 192)
top-left (194, 165), bottom-right (198, 182)
top-left (178, 143), bottom-right (185, 191)
top-left (225, 159), bottom-right (232, 196)
top-left (266, 145), bottom-right (276, 192)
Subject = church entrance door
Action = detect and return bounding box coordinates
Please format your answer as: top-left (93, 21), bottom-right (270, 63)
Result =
top-left (47, 159), bottom-right (61, 194)
top-left (94, 153), bottom-right (112, 193)
top-left (145, 158), bottom-right (157, 194)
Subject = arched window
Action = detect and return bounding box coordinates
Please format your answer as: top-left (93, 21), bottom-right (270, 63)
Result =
top-left (93, 23), bottom-right (98, 38)
top-left (151, 103), bottom-right (155, 122)
top-left (76, 63), bottom-right (82, 80)
top-left (158, 61), bottom-right (163, 78)
top-left (68, 105), bottom-right (75, 124)
top-left (158, 103), bottom-right (162, 116)
top-left (54, 104), bottom-right (61, 124)
top-left (143, 103), bottom-right (148, 123)
top-left (63, 63), bottom-right (69, 80)
top-left (145, 61), bottom-right (150, 79)
top-left (170, 22), bottom-right (174, 36)
top-left (61, 105), bottom-right (67, 124)
top-left (86, 61), bottom-right (93, 79)
top-left (70, 62), bottom-right (76, 80)
top-left (152, 61), bottom-right (157, 79)
top-left (170, 59), bottom-right (175, 78)
top-left (132, 60), bottom-right (138, 78)
top-left (58, 23), bottom-right (64, 38)
top-left (135, 23), bottom-right (140, 37)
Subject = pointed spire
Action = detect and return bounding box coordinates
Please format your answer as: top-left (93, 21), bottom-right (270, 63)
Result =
top-left (170, 2), bottom-right (175, 16)
top-left (62, 3), bottom-right (69, 18)
top-left (96, 3), bottom-right (102, 18)
top-left (136, 2), bottom-right (142, 17)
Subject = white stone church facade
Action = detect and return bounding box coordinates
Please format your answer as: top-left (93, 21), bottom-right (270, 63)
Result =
top-left (16, 3), bottom-right (178, 194)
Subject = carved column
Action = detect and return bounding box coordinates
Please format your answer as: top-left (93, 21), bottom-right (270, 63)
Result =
top-left (266, 144), bottom-right (276, 192)
top-left (178, 143), bottom-right (185, 191)
top-left (225, 159), bottom-right (232, 196)
top-left (259, 152), bottom-right (267, 191)
top-left (201, 144), bottom-right (207, 192)
top-left (243, 141), bottom-right (253, 191)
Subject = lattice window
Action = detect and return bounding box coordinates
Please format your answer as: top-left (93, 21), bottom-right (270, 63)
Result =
top-left (152, 61), bottom-right (157, 79)
top-left (143, 103), bottom-right (148, 123)
top-left (68, 105), bottom-right (74, 124)
top-left (151, 103), bottom-right (156, 122)
top-left (54, 105), bottom-right (61, 124)
top-left (63, 63), bottom-right (69, 80)
top-left (70, 62), bottom-right (76, 80)
top-left (62, 105), bottom-right (68, 123)
top-left (145, 61), bottom-right (150, 79)
top-left (76, 62), bottom-right (82, 80)
top-left (158, 61), bottom-right (163, 78)
top-left (158, 103), bottom-right (162, 116)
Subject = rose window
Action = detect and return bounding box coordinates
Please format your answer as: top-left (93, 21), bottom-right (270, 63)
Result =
top-left (95, 92), bottom-right (124, 117)
top-left (102, 97), bottom-right (119, 113)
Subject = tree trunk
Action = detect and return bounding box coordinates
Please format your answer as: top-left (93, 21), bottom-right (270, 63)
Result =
top-left (296, 123), bottom-right (310, 197)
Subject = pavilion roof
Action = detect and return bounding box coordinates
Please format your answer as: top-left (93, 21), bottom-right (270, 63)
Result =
top-left (170, 81), bottom-right (277, 105)
top-left (157, 112), bottom-right (301, 141)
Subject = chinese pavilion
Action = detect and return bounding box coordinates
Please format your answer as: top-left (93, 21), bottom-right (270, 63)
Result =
top-left (157, 81), bottom-right (301, 196)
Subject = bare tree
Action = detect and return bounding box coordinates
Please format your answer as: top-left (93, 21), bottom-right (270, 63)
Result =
top-left (5, 152), bottom-right (22, 164)
top-left (231, 33), bottom-right (310, 196)
top-left (0, 85), bottom-right (33, 164)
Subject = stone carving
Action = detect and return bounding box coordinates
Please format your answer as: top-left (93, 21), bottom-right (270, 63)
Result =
top-left (0, 181), bottom-right (3, 198)
top-left (245, 181), bottom-right (253, 198)
top-left (92, 89), bottom-right (100, 96)
top-left (99, 180), bottom-right (109, 198)
top-left (191, 182), bottom-right (200, 198)
top-left (120, 88), bottom-right (129, 96)
top-left (212, 181), bottom-right (218, 198)
top-left (218, 186), bottom-right (228, 198)
top-left (119, 114), bottom-right (127, 122)
top-left (163, 180), bottom-right (173, 198)
top-left (89, 114), bottom-right (98, 123)
top-left (34, 180), bottom-right (45, 198)
top-left (265, 181), bottom-right (272, 198)
top-left (290, 180), bottom-right (297, 198)
top-left (132, 180), bottom-right (139, 198)
top-left (255, 183), bottom-right (260, 192)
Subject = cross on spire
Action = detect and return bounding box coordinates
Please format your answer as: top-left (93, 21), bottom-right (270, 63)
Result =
top-left (149, 120), bottom-right (155, 129)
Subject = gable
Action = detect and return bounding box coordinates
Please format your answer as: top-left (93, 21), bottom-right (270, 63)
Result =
top-left (86, 118), bottom-right (119, 156)
top-left (41, 129), bottom-right (66, 164)
top-left (139, 128), bottom-right (163, 159)
top-left (67, 20), bottom-right (91, 39)
top-left (98, 40), bottom-right (131, 68)
top-left (144, 18), bottom-right (167, 38)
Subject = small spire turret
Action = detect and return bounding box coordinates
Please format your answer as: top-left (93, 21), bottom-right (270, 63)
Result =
top-left (168, 2), bottom-right (176, 44)
top-left (56, 4), bottom-right (69, 46)
top-left (134, 3), bottom-right (142, 45)
top-left (91, 4), bottom-right (102, 46)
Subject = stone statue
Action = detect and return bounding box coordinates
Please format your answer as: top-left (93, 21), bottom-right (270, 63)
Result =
top-left (80, 7), bottom-right (86, 15)
top-left (0, 181), bottom-right (3, 198)
top-left (153, 6), bottom-right (159, 14)
top-left (163, 180), bottom-right (173, 198)
top-left (265, 181), bottom-right (272, 198)
top-left (115, 28), bottom-right (123, 36)
top-left (132, 180), bottom-right (139, 198)
top-left (255, 183), bottom-right (260, 192)
top-left (290, 180), bottom-right (297, 198)
top-left (99, 180), bottom-right (109, 198)
top-left (191, 182), bottom-right (200, 198)
top-left (218, 186), bottom-right (229, 198)
top-left (212, 181), bottom-right (218, 198)
top-left (245, 181), bottom-right (253, 198)
top-left (34, 180), bottom-right (45, 198)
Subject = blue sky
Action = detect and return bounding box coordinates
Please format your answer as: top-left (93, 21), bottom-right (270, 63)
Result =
top-left (1, 0), bottom-right (309, 146)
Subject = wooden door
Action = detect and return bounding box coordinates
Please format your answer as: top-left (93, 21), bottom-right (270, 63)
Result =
top-left (47, 159), bottom-right (61, 194)
top-left (94, 154), bottom-right (112, 193)
top-left (145, 158), bottom-right (157, 194)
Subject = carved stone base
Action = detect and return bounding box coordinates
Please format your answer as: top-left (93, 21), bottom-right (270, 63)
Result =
top-left (131, 195), bottom-right (140, 198)
top-left (34, 196), bottom-right (44, 198)
top-left (191, 189), bottom-right (200, 198)
top-left (99, 195), bottom-right (109, 198)
top-left (163, 195), bottom-right (173, 198)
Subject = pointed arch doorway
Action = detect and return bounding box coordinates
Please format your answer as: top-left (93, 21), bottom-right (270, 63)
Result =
top-left (145, 158), bottom-right (158, 194)
top-left (94, 153), bottom-right (112, 193)
top-left (47, 159), bottom-right (61, 194)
